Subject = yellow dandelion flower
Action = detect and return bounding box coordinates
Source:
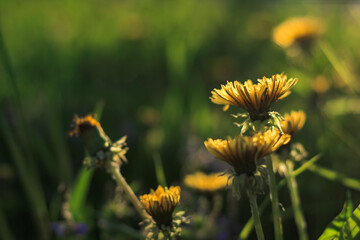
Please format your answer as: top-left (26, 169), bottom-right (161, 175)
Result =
top-left (273, 17), bottom-right (323, 48)
top-left (204, 129), bottom-right (291, 175)
top-left (140, 186), bottom-right (181, 227)
top-left (184, 172), bottom-right (231, 192)
top-left (281, 110), bottom-right (306, 136)
top-left (210, 73), bottom-right (297, 121)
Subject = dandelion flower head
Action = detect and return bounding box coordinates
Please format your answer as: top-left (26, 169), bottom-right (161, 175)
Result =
top-left (204, 129), bottom-right (291, 175)
top-left (281, 110), bottom-right (306, 136)
top-left (210, 73), bottom-right (297, 121)
top-left (140, 186), bottom-right (181, 226)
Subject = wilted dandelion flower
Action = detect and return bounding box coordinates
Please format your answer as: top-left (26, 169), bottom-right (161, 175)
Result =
top-left (70, 114), bottom-right (110, 154)
top-left (140, 185), bottom-right (181, 227)
top-left (281, 111), bottom-right (306, 136)
top-left (70, 114), bottom-right (128, 167)
top-left (184, 172), bottom-right (231, 192)
top-left (273, 17), bottom-right (323, 48)
top-left (204, 129), bottom-right (291, 176)
top-left (210, 74), bottom-right (297, 121)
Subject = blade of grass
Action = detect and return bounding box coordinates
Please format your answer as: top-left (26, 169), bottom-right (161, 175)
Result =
top-left (153, 152), bottom-right (167, 186)
top-left (0, 203), bottom-right (14, 240)
top-left (1, 118), bottom-right (49, 240)
top-left (308, 164), bottom-right (360, 192)
top-left (93, 100), bottom-right (105, 120)
top-left (69, 167), bottom-right (94, 222)
top-left (318, 40), bottom-right (359, 94)
top-left (46, 104), bottom-right (72, 183)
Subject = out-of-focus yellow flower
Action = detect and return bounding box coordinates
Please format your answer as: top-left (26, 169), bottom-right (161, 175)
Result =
top-left (204, 129), bottom-right (291, 175)
top-left (210, 74), bottom-right (297, 121)
top-left (273, 17), bottom-right (323, 48)
top-left (281, 111), bottom-right (306, 136)
top-left (140, 186), bottom-right (180, 226)
top-left (184, 172), bottom-right (231, 192)
top-left (312, 75), bottom-right (330, 94)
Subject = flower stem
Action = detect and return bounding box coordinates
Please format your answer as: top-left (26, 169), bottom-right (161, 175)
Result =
top-left (266, 155), bottom-right (283, 240)
top-left (284, 161), bottom-right (308, 240)
top-left (246, 189), bottom-right (265, 240)
top-left (108, 162), bottom-right (150, 220)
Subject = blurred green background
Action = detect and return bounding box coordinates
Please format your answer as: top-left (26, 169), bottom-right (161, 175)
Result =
top-left (1, 1), bottom-right (360, 239)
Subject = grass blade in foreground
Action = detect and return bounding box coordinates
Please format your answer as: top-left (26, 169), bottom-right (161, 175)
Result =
top-left (69, 167), bottom-right (94, 222)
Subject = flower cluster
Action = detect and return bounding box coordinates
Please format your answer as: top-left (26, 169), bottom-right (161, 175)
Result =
top-left (206, 73), bottom-right (299, 197)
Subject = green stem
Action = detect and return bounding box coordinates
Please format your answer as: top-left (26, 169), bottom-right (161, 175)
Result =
top-left (284, 162), bottom-right (308, 240)
top-left (246, 189), bottom-right (265, 240)
top-left (239, 154), bottom-right (321, 240)
top-left (108, 162), bottom-right (150, 221)
top-left (266, 155), bottom-right (283, 240)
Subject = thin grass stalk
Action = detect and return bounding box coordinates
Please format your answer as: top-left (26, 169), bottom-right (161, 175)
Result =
top-left (108, 162), bottom-right (150, 221)
top-left (308, 164), bottom-right (360, 191)
top-left (246, 189), bottom-right (265, 240)
top-left (1, 118), bottom-right (49, 240)
top-left (317, 40), bottom-right (359, 94)
top-left (0, 203), bottom-right (14, 240)
top-left (153, 153), bottom-right (167, 186)
top-left (284, 162), bottom-right (308, 240)
top-left (266, 155), bottom-right (283, 240)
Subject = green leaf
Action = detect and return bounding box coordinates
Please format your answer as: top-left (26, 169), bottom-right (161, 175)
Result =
top-left (339, 203), bottom-right (360, 240)
top-left (319, 192), bottom-right (353, 240)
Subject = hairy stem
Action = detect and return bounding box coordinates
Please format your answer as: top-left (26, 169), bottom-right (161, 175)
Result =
top-left (246, 189), bottom-right (265, 240)
top-left (108, 162), bottom-right (150, 220)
